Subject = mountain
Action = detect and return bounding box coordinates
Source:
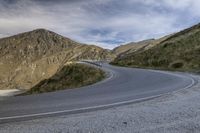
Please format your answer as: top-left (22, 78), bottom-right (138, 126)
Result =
top-left (112, 39), bottom-right (155, 56)
top-left (0, 29), bottom-right (114, 90)
top-left (111, 23), bottom-right (200, 72)
top-left (112, 35), bottom-right (172, 57)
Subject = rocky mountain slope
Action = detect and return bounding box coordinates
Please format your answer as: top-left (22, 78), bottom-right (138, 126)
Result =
top-left (111, 23), bottom-right (200, 72)
top-left (0, 29), bottom-right (114, 90)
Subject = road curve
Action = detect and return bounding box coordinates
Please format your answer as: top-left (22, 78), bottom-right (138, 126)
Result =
top-left (0, 63), bottom-right (196, 123)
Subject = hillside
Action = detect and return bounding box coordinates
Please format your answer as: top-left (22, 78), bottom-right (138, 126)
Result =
top-left (111, 23), bottom-right (200, 72)
top-left (112, 35), bottom-right (172, 57)
top-left (112, 39), bottom-right (155, 56)
top-left (23, 63), bottom-right (105, 95)
top-left (0, 29), bottom-right (113, 90)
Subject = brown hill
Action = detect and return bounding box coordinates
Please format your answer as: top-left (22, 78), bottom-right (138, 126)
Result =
top-left (112, 39), bottom-right (155, 56)
top-left (0, 29), bottom-right (113, 90)
top-left (112, 35), bottom-right (172, 57)
top-left (111, 23), bottom-right (200, 72)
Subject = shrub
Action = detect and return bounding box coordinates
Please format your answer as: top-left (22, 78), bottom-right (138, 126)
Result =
top-left (169, 61), bottom-right (184, 69)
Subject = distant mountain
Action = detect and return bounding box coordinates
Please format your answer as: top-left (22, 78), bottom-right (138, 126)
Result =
top-left (112, 35), bottom-right (172, 57)
top-left (112, 39), bottom-right (155, 56)
top-left (111, 23), bottom-right (200, 72)
top-left (0, 29), bottom-right (114, 90)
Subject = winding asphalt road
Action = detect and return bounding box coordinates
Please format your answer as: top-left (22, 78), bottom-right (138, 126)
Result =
top-left (0, 63), bottom-right (196, 123)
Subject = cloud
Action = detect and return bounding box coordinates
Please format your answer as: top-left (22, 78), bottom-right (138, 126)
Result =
top-left (0, 0), bottom-right (200, 49)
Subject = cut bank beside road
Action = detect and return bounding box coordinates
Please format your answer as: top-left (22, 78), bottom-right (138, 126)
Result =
top-left (23, 63), bottom-right (105, 95)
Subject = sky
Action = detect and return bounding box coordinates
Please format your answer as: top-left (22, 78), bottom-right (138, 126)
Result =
top-left (1, 0), bottom-right (200, 49)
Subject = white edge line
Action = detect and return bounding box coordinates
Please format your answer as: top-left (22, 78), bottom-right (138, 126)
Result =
top-left (0, 95), bottom-right (162, 121)
top-left (0, 69), bottom-right (196, 121)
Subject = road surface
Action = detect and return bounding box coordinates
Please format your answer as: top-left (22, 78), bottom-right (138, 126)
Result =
top-left (0, 63), bottom-right (196, 123)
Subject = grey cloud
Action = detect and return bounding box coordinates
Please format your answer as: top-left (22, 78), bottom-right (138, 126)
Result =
top-left (0, 0), bottom-right (200, 49)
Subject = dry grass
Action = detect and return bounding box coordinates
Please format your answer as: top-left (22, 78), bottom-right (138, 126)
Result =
top-left (111, 23), bottom-right (200, 72)
top-left (23, 63), bottom-right (105, 95)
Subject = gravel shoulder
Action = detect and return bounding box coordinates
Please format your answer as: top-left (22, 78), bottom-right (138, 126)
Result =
top-left (0, 74), bottom-right (200, 133)
top-left (0, 89), bottom-right (22, 97)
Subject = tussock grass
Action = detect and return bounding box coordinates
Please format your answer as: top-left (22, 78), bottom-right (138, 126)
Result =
top-left (111, 23), bottom-right (200, 72)
top-left (23, 63), bottom-right (105, 95)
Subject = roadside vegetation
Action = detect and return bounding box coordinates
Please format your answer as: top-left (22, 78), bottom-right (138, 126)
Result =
top-left (111, 23), bottom-right (200, 72)
top-left (23, 63), bottom-right (105, 95)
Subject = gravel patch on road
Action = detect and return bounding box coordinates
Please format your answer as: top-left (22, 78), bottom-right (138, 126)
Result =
top-left (0, 89), bottom-right (22, 97)
top-left (1, 74), bottom-right (200, 133)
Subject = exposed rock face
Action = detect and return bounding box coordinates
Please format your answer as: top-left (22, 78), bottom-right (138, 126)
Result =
top-left (0, 29), bottom-right (113, 90)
